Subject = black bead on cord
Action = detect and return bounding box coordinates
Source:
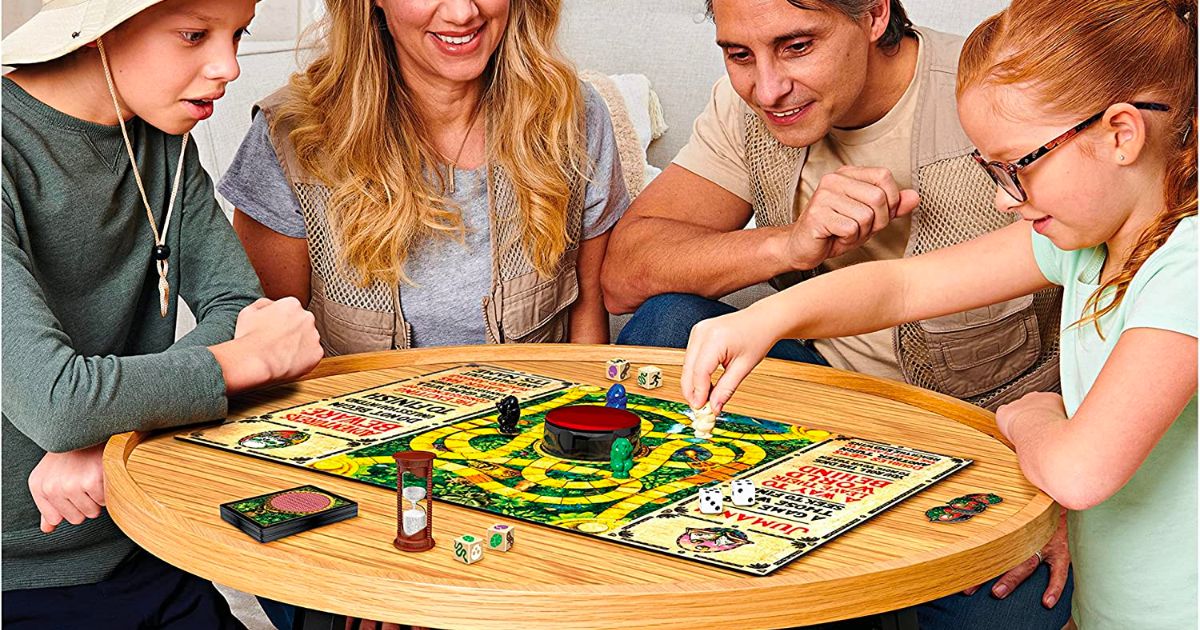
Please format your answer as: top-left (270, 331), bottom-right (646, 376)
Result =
top-left (153, 244), bottom-right (170, 260)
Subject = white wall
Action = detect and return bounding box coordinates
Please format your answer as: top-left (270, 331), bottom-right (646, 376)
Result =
top-left (909, 0), bottom-right (1009, 35)
top-left (2, 1), bottom-right (38, 37)
top-left (5, 2), bottom-right (1012, 49)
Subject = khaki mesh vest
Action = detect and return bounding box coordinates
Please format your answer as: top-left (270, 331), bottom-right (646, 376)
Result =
top-left (745, 29), bottom-right (1061, 410)
top-left (254, 88), bottom-right (585, 356)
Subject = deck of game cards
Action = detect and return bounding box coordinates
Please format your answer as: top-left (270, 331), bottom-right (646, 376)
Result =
top-left (220, 485), bottom-right (358, 543)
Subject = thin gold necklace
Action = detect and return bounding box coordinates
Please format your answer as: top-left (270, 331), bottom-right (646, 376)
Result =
top-left (444, 102), bottom-right (483, 194)
top-left (97, 38), bottom-right (187, 318)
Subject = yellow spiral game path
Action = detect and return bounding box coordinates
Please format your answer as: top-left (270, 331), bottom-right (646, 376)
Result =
top-left (311, 385), bottom-right (829, 532)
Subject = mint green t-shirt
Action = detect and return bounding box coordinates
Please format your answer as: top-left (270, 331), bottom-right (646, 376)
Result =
top-left (1032, 217), bottom-right (1198, 630)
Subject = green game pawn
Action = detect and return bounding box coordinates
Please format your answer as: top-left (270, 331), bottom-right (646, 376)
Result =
top-left (610, 438), bottom-right (634, 479)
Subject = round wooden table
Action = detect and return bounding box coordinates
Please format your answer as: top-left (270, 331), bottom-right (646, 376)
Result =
top-left (104, 345), bottom-right (1057, 629)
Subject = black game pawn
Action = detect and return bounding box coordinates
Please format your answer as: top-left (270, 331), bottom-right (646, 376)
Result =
top-left (496, 395), bottom-right (520, 435)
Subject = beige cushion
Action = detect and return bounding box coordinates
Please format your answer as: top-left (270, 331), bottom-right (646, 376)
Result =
top-left (558, 0), bottom-right (725, 170)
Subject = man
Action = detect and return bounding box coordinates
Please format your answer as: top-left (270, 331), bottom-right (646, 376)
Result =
top-left (602, 0), bottom-right (1069, 627)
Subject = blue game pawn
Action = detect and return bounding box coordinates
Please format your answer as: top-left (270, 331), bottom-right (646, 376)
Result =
top-left (606, 384), bottom-right (627, 409)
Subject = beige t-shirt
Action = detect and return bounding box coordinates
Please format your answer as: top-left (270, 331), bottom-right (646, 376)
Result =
top-left (674, 36), bottom-right (926, 382)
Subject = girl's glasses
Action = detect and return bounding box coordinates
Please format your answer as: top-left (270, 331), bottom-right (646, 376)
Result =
top-left (971, 102), bottom-right (1170, 203)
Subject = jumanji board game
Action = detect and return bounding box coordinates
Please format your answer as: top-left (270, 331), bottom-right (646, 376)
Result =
top-left (180, 364), bottom-right (971, 575)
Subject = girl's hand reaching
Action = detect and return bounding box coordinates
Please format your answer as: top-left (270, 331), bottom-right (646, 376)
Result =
top-left (681, 308), bottom-right (777, 415)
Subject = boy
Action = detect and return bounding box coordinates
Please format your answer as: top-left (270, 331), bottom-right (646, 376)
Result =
top-left (2, 0), bottom-right (323, 627)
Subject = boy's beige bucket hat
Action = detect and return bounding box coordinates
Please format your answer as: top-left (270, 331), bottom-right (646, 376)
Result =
top-left (2, 0), bottom-right (165, 66)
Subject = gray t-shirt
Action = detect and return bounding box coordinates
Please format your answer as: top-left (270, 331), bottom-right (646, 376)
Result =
top-left (219, 85), bottom-right (629, 347)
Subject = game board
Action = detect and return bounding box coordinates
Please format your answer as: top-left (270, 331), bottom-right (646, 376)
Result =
top-left (180, 365), bottom-right (971, 575)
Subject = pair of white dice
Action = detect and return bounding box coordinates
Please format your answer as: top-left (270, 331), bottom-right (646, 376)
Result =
top-left (698, 480), bottom-right (755, 514)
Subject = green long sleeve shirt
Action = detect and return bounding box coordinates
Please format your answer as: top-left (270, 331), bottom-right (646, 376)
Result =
top-left (2, 78), bottom-right (263, 591)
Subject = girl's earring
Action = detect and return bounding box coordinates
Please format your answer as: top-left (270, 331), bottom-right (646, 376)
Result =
top-left (1118, 154), bottom-right (1125, 161)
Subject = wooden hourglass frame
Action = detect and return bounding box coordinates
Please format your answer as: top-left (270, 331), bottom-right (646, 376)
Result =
top-left (393, 450), bottom-right (436, 552)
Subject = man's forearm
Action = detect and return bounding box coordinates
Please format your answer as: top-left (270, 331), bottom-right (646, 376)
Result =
top-left (602, 216), bottom-right (796, 314)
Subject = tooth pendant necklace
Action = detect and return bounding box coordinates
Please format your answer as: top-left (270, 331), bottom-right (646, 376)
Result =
top-left (445, 102), bottom-right (483, 194)
top-left (98, 38), bottom-right (187, 318)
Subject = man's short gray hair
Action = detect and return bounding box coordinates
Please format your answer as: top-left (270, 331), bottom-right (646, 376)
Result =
top-left (705, 0), bottom-right (915, 54)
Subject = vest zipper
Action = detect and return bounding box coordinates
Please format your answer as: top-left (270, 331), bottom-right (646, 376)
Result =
top-left (483, 297), bottom-right (501, 344)
top-left (392, 283), bottom-right (412, 349)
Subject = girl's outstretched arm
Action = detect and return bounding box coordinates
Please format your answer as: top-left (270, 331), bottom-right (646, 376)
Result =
top-left (683, 220), bottom-right (1052, 410)
top-left (998, 328), bottom-right (1196, 510)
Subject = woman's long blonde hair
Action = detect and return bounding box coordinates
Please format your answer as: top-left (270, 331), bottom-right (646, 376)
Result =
top-left (957, 0), bottom-right (1197, 336)
top-left (275, 0), bottom-right (586, 286)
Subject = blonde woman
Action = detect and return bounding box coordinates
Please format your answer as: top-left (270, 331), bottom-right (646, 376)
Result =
top-left (222, 0), bottom-right (628, 357)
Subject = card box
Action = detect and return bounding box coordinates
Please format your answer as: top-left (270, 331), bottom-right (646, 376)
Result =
top-left (220, 485), bottom-right (357, 543)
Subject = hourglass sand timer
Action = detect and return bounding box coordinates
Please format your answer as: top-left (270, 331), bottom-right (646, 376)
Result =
top-left (393, 450), bottom-right (436, 552)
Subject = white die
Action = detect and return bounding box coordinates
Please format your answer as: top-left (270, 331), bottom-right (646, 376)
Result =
top-left (698, 486), bottom-right (723, 514)
top-left (606, 358), bottom-right (630, 381)
top-left (730, 479), bottom-right (756, 506)
top-left (637, 366), bottom-right (662, 390)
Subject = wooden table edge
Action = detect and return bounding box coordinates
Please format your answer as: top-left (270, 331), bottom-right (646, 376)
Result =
top-left (103, 345), bottom-right (1059, 628)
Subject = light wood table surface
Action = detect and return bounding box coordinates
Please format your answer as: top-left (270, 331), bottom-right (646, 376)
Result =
top-left (104, 344), bottom-right (1057, 629)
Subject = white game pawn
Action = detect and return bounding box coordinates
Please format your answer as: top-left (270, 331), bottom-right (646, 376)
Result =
top-left (731, 479), bottom-right (756, 506)
top-left (692, 403), bottom-right (716, 439)
top-left (698, 486), bottom-right (723, 514)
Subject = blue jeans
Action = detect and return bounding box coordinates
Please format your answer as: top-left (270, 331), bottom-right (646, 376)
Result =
top-left (913, 564), bottom-right (1074, 629)
top-left (617, 293), bottom-right (830, 365)
top-left (621, 294), bottom-right (1074, 629)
